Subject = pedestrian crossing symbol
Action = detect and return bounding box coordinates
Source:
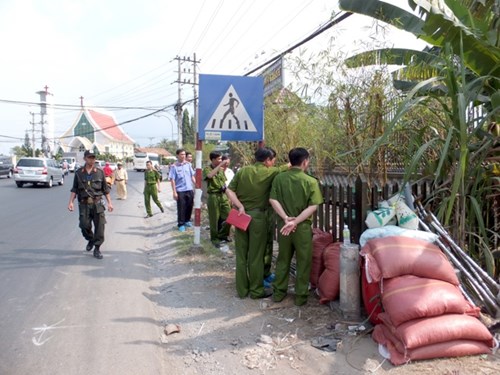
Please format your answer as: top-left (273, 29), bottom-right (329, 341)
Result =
top-left (199, 74), bottom-right (263, 141)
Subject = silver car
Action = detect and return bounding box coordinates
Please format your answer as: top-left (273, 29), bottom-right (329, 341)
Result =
top-left (14, 157), bottom-right (64, 188)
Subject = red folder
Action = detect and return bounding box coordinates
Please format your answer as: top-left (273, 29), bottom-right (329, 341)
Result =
top-left (226, 208), bottom-right (252, 231)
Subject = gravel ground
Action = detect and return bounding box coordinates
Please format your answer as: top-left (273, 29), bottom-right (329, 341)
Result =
top-left (140, 193), bottom-right (500, 375)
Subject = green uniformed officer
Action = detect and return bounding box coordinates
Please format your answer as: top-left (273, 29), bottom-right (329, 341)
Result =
top-left (225, 147), bottom-right (288, 299)
top-left (269, 147), bottom-right (323, 306)
top-left (203, 151), bottom-right (231, 247)
top-left (68, 150), bottom-right (114, 259)
top-left (144, 160), bottom-right (164, 218)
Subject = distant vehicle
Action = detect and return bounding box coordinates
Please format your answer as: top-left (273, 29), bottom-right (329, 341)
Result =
top-left (95, 160), bottom-right (106, 168)
top-left (59, 160), bottom-right (69, 175)
top-left (14, 157), bottom-right (64, 188)
top-left (108, 162), bottom-right (117, 171)
top-left (61, 156), bottom-right (77, 172)
top-left (133, 152), bottom-right (160, 172)
top-left (0, 155), bottom-right (14, 178)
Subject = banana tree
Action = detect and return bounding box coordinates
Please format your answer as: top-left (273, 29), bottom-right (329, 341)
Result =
top-left (339, 0), bottom-right (500, 275)
top-left (339, 0), bottom-right (499, 78)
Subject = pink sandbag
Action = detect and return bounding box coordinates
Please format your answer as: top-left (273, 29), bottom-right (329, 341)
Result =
top-left (362, 259), bottom-right (383, 325)
top-left (381, 275), bottom-right (479, 326)
top-left (373, 324), bottom-right (491, 366)
top-left (360, 236), bottom-right (459, 285)
top-left (317, 242), bottom-right (341, 304)
top-left (311, 229), bottom-right (333, 288)
top-left (378, 312), bottom-right (493, 351)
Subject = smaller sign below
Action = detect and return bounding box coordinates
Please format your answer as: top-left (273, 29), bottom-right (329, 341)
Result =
top-left (205, 131), bottom-right (222, 141)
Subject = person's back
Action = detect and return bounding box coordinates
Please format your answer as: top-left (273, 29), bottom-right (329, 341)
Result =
top-left (230, 163), bottom-right (275, 209)
top-left (271, 169), bottom-right (319, 222)
top-left (269, 147), bottom-right (323, 306)
top-left (225, 147), bottom-right (286, 300)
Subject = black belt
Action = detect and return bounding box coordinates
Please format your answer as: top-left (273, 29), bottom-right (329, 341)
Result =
top-left (80, 196), bottom-right (101, 204)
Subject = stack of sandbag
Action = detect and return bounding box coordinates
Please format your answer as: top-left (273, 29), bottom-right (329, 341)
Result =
top-left (317, 242), bottom-right (341, 304)
top-left (361, 236), bottom-right (495, 365)
top-left (360, 226), bottom-right (440, 325)
top-left (310, 229), bottom-right (334, 289)
top-left (310, 229), bottom-right (342, 304)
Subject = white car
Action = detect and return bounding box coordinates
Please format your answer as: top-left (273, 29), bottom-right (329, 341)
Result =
top-left (14, 157), bottom-right (64, 188)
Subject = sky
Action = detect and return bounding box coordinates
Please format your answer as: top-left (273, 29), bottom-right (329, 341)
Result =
top-left (0, 0), bottom-right (428, 156)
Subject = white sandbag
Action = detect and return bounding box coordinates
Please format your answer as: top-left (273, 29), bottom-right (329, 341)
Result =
top-left (359, 226), bottom-right (438, 247)
top-left (365, 207), bottom-right (396, 229)
top-left (395, 200), bottom-right (419, 230)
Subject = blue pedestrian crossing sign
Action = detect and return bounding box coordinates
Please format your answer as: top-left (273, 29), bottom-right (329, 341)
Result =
top-left (199, 74), bottom-right (264, 141)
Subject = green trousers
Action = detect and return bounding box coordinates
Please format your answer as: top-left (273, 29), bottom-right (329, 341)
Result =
top-left (234, 209), bottom-right (267, 299)
top-left (272, 222), bottom-right (313, 306)
top-left (207, 193), bottom-right (231, 243)
top-left (264, 209), bottom-right (275, 278)
top-left (144, 184), bottom-right (162, 216)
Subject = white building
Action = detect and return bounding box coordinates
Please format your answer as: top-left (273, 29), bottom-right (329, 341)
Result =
top-left (58, 106), bottom-right (135, 160)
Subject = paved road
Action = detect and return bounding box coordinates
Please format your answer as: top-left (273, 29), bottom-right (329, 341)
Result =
top-left (0, 170), bottom-right (168, 375)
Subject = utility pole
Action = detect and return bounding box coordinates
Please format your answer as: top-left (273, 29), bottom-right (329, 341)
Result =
top-left (36, 86), bottom-right (53, 157)
top-left (173, 54), bottom-right (200, 148)
top-left (175, 56), bottom-right (183, 148)
top-left (30, 112), bottom-right (36, 157)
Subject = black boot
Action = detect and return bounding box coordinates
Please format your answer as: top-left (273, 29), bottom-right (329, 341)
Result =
top-left (93, 246), bottom-right (103, 259)
top-left (86, 241), bottom-right (94, 251)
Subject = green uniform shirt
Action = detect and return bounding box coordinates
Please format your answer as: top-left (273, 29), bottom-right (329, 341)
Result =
top-left (228, 162), bottom-right (287, 211)
top-left (270, 167), bottom-right (323, 224)
top-left (144, 169), bottom-right (161, 185)
top-left (203, 165), bottom-right (227, 194)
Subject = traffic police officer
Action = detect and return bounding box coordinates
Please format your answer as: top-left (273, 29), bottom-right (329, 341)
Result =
top-left (269, 147), bottom-right (323, 306)
top-left (68, 150), bottom-right (114, 259)
top-left (225, 147), bottom-right (288, 299)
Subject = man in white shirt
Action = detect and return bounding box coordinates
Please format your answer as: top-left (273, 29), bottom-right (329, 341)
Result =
top-left (222, 155), bottom-right (235, 186)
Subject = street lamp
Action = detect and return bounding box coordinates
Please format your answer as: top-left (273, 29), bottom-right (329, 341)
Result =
top-left (154, 111), bottom-right (177, 141)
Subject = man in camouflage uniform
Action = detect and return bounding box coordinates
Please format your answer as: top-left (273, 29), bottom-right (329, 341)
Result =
top-left (68, 150), bottom-right (114, 259)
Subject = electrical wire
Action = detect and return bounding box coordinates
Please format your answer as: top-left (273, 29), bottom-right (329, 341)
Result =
top-left (177, 0), bottom-right (208, 54)
top-left (190, 0), bottom-right (225, 53)
top-left (244, 11), bottom-right (352, 76)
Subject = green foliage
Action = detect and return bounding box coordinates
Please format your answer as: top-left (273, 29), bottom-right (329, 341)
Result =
top-left (182, 108), bottom-right (195, 145)
top-left (97, 152), bottom-right (117, 162)
top-left (343, 0), bottom-right (500, 275)
top-left (339, 0), bottom-right (500, 77)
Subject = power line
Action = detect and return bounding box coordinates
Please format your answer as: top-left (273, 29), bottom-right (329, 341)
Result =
top-left (244, 11), bottom-right (352, 76)
top-left (0, 98), bottom-right (167, 111)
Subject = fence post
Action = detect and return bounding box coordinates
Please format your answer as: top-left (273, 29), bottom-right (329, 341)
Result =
top-left (354, 175), bottom-right (368, 244)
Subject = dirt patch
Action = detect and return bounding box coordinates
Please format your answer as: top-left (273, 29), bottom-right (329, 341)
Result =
top-left (143, 208), bottom-right (500, 374)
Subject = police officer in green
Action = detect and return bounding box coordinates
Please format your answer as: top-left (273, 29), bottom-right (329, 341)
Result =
top-left (68, 150), bottom-right (114, 259)
top-left (225, 147), bottom-right (287, 299)
top-left (269, 147), bottom-right (323, 306)
top-left (203, 151), bottom-right (231, 247)
top-left (144, 160), bottom-right (164, 218)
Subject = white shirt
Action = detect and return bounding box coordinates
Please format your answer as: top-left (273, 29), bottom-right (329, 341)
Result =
top-left (224, 168), bottom-right (235, 186)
